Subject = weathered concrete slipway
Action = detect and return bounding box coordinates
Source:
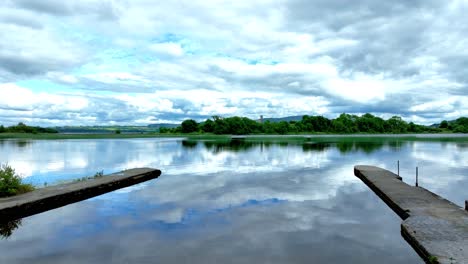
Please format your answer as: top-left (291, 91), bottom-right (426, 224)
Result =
top-left (354, 165), bottom-right (468, 264)
top-left (0, 168), bottom-right (161, 223)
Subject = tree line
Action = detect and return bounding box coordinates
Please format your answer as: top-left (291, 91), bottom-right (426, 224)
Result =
top-left (0, 122), bottom-right (58, 134)
top-left (160, 113), bottom-right (468, 135)
top-left (438, 117), bottom-right (468, 133)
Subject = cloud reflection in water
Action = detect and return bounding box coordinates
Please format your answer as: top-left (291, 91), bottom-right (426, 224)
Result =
top-left (0, 138), bottom-right (466, 263)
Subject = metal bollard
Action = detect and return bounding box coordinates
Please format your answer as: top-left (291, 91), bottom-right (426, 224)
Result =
top-left (415, 167), bottom-right (419, 187)
top-left (397, 160), bottom-right (400, 176)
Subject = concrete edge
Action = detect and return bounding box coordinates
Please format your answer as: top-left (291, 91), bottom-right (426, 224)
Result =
top-left (401, 223), bottom-right (437, 264)
top-left (354, 166), bottom-right (410, 219)
top-left (0, 168), bottom-right (161, 223)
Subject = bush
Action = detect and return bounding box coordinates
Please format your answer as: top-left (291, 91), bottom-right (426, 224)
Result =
top-left (0, 164), bottom-right (34, 197)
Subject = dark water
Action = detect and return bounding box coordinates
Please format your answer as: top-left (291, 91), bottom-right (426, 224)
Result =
top-left (1, 138), bottom-right (467, 263)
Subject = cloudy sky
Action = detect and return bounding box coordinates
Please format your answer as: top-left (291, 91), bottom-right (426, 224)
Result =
top-left (0, 0), bottom-right (467, 126)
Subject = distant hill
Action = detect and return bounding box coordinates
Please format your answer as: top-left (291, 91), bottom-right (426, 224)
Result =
top-left (147, 123), bottom-right (179, 128)
top-left (56, 123), bottom-right (179, 134)
top-left (260, 115), bottom-right (303, 123)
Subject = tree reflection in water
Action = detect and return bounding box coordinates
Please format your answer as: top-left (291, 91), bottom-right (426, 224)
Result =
top-left (0, 219), bottom-right (21, 239)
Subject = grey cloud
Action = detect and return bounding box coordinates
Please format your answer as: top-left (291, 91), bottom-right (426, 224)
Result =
top-left (13, 0), bottom-right (72, 16)
top-left (0, 13), bottom-right (43, 29)
top-left (0, 54), bottom-right (56, 76)
top-left (284, 0), bottom-right (458, 79)
top-left (286, 0), bottom-right (442, 31)
top-left (11, 0), bottom-right (119, 20)
top-left (328, 94), bottom-right (418, 116)
top-left (205, 64), bottom-right (323, 96)
top-left (0, 34), bottom-right (86, 78)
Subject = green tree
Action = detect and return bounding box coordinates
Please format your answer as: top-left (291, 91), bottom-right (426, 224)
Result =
top-left (159, 127), bottom-right (170, 133)
top-left (213, 118), bottom-right (229, 134)
top-left (0, 125), bottom-right (4, 133)
top-left (356, 113), bottom-right (384, 133)
top-left (263, 121), bottom-right (275, 134)
top-left (274, 121), bottom-right (290, 134)
top-left (454, 125), bottom-right (468, 133)
top-left (407, 122), bottom-right (420, 133)
top-left (201, 119), bottom-right (215, 133)
top-left (385, 116), bottom-right (408, 133)
top-left (181, 119), bottom-right (198, 133)
top-left (439, 120), bottom-right (449, 129)
top-left (332, 119), bottom-right (348, 133)
top-left (300, 115), bottom-right (331, 132)
top-left (332, 113), bottom-right (358, 133)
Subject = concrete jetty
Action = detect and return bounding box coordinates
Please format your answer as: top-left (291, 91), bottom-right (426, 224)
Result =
top-left (354, 165), bottom-right (468, 264)
top-left (0, 168), bottom-right (161, 223)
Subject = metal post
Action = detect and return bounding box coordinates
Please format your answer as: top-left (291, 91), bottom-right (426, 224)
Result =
top-left (465, 200), bottom-right (467, 211)
top-left (416, 166), bottom-right (419, 187)
top-left (397, 160), bottom-right (400, 176)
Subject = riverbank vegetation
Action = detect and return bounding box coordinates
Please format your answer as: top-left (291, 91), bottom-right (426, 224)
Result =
top-left (0, 123), bottom-right (58, 134)
top-left (163, 114), bottom-right (468, 135)
top-left (0, 164), bottom-right (34, 198)
top-left (1, 114), bottom-right (467, 139)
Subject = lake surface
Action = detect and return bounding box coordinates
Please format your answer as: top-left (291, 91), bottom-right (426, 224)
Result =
top-left (1, 137), bottom-right (467, 263)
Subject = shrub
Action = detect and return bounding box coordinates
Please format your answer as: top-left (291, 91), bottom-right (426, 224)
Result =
top-left (94, 170), bottom-right (104, 178)
top-left (0, 164), bottom-right (34, 197)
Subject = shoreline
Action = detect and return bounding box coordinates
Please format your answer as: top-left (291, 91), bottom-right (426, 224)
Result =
top-left (0, 132), bottom-right (468, 141)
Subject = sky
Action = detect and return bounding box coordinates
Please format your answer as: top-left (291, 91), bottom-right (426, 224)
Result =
top-left (0, 0), bottom-right (467, 126)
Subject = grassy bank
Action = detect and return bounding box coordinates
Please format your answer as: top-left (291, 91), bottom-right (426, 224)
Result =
top-left (0, 132), bottom-right (232, 140)
top-left (240, 134), bottom-right (468, 143)
top-left (0, 132), bottom-right (166, 140)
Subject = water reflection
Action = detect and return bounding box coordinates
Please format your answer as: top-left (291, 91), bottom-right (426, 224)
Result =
top-left (201, 139), bottom-right (260, 153)
top-left (0, 140), bottom-right (33, 148)
top-left (181, 140), bottom-right (198, 148)
top-left (192, 139), bottom-right (405, 155)
top-left (0, 219), bottom-right (21, 239)
top-left (0, 138), bottom-right (466, 263)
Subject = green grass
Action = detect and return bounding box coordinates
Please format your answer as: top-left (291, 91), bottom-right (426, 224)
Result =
top-left (428, 255), bottom-right (439, 264)
top-left (0, 132), bottom-right (173, 140)
top-left (0, 132), bottom-right (233, 141)
top-left (239, 134), bottom-right (468, 143)
top-left (0, 164), bottom-right (35, 198)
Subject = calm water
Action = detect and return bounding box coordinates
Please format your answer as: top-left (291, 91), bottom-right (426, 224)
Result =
top-left (1, 138), bottom-right (467, 263)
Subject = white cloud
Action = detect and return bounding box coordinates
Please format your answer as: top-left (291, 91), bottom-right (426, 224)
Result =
top-left (0, 83), bottom-right (89, 112)
top-left (410, 96), bottom-right (468, 114)
top-left (149, 42), bottom-right (184, 57)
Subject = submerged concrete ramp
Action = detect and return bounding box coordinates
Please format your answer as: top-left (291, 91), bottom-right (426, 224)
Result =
top-left (354, 165), bottom-right (468, 264)
top-left (0, 168), bottom-right (161, 223)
